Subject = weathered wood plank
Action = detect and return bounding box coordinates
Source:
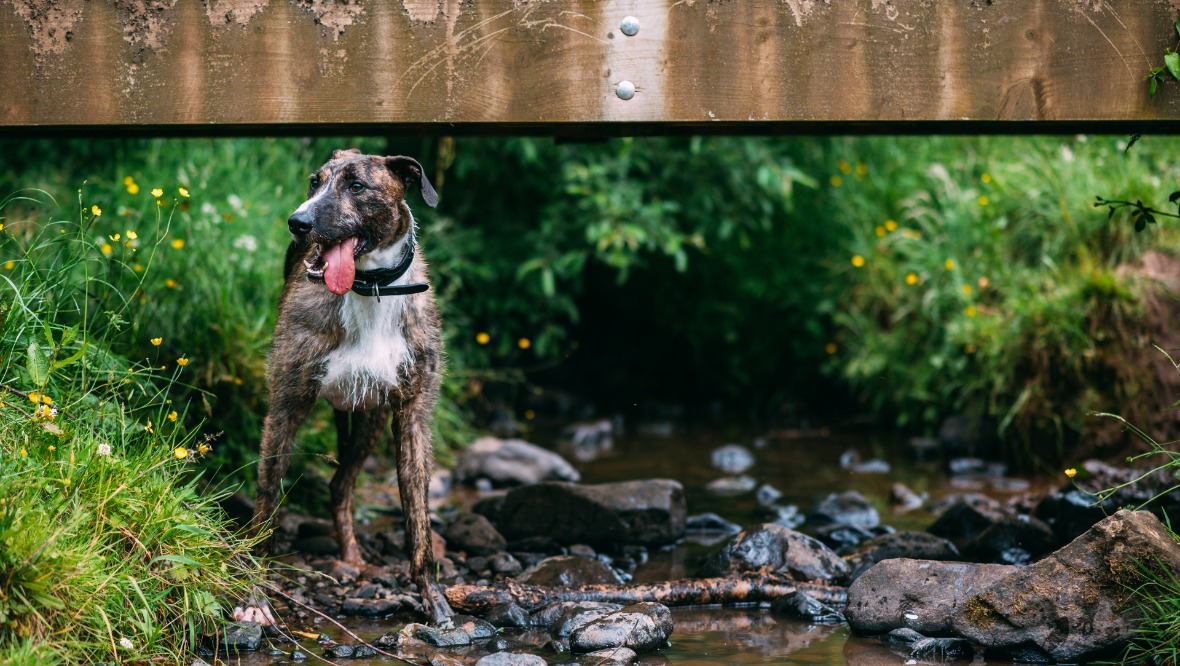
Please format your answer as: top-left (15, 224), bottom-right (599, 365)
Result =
top-left (1, 0), bottom-right (1178, 133)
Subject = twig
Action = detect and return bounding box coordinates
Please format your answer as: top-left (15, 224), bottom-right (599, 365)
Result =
top-left (263, 582), bottom-right (421, 666)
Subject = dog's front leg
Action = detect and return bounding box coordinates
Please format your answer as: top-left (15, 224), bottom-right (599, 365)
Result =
top-left (330, 407), bottom-right (391, 565)
top-left (395, 389), bottom-right (454, 624)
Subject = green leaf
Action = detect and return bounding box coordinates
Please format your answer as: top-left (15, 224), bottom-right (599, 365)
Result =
top-left (1166, 51), bottom-right (1180, 80)
top-left (26, 342), bottom-right (48, 385)
top-left (51, 343), bottom-right (87, 371)
top-left (540, 267), bottom-right (555, 297)
top-left (152, 554), bottom-right (202, 567)
top-left (59, 324), bottom-right (78, 348)
top-left (41, 321), bottom-right (54, 349)
top-left (1174, 15), bottom-right (1180, 39)
top-left (1151, 75), bottom-right (1160, 98)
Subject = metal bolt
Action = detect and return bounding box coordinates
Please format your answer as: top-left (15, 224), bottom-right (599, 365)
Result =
top-left (616, 80), bottom-right (636, 100)
top-left (620, 16), bottom-right (640, 36)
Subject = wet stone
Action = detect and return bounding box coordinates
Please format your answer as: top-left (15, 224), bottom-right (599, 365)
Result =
top-left (569, 602), bottom-right (673, 653)
top-left (705, 475), bottom-right (757, 495)
top-left (266, 648), bottom-right (286, 657)
top-left (699, 523), bottom-right (851, 585)
top-left (684, 512), bottom-right (742, 535)
top-left (456, 437), bottom-right (581, 487)
top-left (341, 597), bottom-right (402, 617)
top-left (710, 444), bottom-right (755, 474)
top-left (324, 644), bottom-right (354, 658)
top-left (474, 653), bottom-right (548, 666)
top-left (884, 628), bottom-right (926, 646)
top-left (490, 552), bottom-right (523, 575)
top-left (518, 555), bottom-right (623, 587)
top-left (554, 603), bottom-right (626, 638)
top-left (414, 624), bottom-right (473, 647)
top-left (911, 637), bottom-right (974, 661)
top-left (429, 655), bottom-right (467, 666)
top-left (965, 515), bottom-right (1055, 565)
top-left (443, 513), bottom-right (508, 556)
top-left (532, 601), bottom-right (624, 629)
top-left (353, 645), bottom-right (378, 658)
top-left (770, 590), bottom-right (845, 623)
top-left (290, 649), bottom-right (307, 661)
top-left (454, 614), bottom-right (497, 640)
top-left (842, 531), bottom-right (961, 581)
top-left (584, 646), bottom-right (638, 665)
top-left (546, 639), bottom-right (569, 653)
top-left (808, 490), bottom-right (880, 529)
top-left (497, 480), bottom-right (686, 546)
top-left (485, 602), bottom-right (531, 628)
top-left (926, 494), bottom-right (1008, 545)
top-left (221, 621), bottom-right (263, 652)
top-left (755, 484), bottom-right (783, 507)
top-left (811, 523), bottom-right (891, 550)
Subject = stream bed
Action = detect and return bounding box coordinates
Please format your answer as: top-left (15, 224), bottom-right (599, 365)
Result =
top-left (232, 419), bottom-right (1058, 665)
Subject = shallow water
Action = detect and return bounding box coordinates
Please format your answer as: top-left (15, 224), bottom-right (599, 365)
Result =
top-left (233, 420), bottom-right (1054, 665)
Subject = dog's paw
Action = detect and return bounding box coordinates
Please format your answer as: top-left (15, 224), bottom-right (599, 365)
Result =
top-left (232, 602), bottom-right (277, 626)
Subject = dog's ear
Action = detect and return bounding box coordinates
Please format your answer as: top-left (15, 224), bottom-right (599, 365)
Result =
top-left (386, 156), bottom-right (439, 209)
top-left (332, 148), bottom-right (362, 160)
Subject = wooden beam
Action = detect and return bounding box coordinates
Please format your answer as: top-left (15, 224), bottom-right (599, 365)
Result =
top-left (2, 1), bottom-right (1178, 135)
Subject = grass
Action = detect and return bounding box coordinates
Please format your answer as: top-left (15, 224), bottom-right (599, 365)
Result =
top-left (0, 190), bottom-right (263, 664)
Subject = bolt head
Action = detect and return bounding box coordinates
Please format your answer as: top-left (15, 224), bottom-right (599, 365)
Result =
top-left (616, 80), bottom-right (636, 100)
top-left (620, 16), bottom-right (640, 36)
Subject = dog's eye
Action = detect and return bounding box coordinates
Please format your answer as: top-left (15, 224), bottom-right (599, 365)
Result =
top-left (349, 182), bottom-right (365, 194)
top-left (309, 175), bottom-right (321, 189)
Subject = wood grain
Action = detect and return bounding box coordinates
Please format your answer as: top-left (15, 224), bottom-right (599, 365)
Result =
top-left (1, 0), bottom-right (1178, 134)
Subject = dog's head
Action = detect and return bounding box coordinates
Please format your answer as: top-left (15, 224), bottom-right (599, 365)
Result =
top-left (288, 149), bottom-right (439, 295)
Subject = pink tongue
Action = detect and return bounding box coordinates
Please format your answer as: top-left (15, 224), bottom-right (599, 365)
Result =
top-left (323, 238), bottom-right (357, 295)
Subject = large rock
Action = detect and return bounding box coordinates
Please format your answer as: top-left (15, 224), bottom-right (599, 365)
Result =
top-left (808, 490), bottom-right (880, 529)
top-left (842, 532), bottom-right (960, 581)
top-left (950, 510), bottom-right (1180, 662)
top-left (698, 523), bottom-right (851, 585)
top-left (496, 480), bottom-right (686, 546)
top-left (569, 602), bottom-right (673, 653)
top-left (963, 515), bottom-right (1055, 566)
top-left (926, 494), bottom-right (1009, 545)
top-left (846, 559), bottom-right (1017, 636)
top-left (442, 513), bottom-right (507, 556)
top-left (517, 555), bottom-right (623, 587)
top-left (455, 437), bottom-right (580, 487)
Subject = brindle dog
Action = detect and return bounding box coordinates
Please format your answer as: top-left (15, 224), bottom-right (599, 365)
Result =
top-left (250, 149), bottom-right (451, 623)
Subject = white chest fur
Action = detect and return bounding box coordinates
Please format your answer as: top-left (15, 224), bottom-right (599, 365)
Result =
top-left (319, 242), bottom-right (416, 412)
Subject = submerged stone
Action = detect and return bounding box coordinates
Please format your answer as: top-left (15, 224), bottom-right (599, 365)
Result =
top-left (699, 523), bottom-right (851, 585)
top-left (517, 555), bottom-right (623, 587)
top-left (569, 602), bottom-right (674, 653)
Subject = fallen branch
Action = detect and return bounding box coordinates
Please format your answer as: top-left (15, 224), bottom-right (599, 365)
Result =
top-left (445, 574), bottom-right (847, 615)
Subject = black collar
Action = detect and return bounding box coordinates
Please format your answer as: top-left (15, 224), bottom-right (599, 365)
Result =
top-left (310, 241), bottom-right (430, 298)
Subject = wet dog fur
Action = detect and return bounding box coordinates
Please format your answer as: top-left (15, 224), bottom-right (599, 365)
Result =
top-left (250, 149), bottom-right (451, 623)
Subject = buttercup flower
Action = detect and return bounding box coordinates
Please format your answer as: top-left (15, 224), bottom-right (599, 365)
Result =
top-left (171, 239), bottom-right (185, 250)
top-left (151, 188), bottom-right (163, 198)
top-left (884, 219), bottom-right (898, 232)
top-left (198, 442), bottom-right (211, 456)
top-left (517, 338), bottom-right (531, 350)
top-left (174, 446), bottom-right (189, 460)
top-left (1065, 468), bottom-right (1077, 478)
top-left (945, 259), bottom-right (955, 271)
top-left (91, 205), bottom-right (102, 217)
top-left (851, 255), bottom-right (865, 268)
top-left (151, 337), bottom-right (162, 346)
top-left (101, 243), bottom-right (112, 255)
top-left (168, 410), bottom-right (178, 422)
top-left (145, 421), bottom-right (154, 433)
top-left (177, 357), bottom-right (189, 367)
top-left (476, 332), bottom-right (490, 345)
top-left (178, 187), bottom-right (190, 198)
top-left (825, 342), bottom-right (838, 355)
top-left (165, 279), bottom-right (178, 288)
top-left (905, 273), bottom-right (919, 285)
top-left (126, 230), bottom-right (138, 240)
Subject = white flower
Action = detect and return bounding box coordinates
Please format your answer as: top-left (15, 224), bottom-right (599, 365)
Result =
top-left (119, 636), bottom-right (133, 650)
top-left (97, 443), bottom-right (112, 457)
top-left (233, 234), bottom-right (259, 252)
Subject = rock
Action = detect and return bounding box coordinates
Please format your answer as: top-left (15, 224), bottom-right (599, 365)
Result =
top-left (454, 615), bottom-right (498, 639)
top-left (884, 628), bottom-right (926, 646)
top-left (771, 590), bottom-right (844, 623)
top-left (947, 457), bottom-right (1005, 478)
top-left (550, 603), bottom-right (626, 638)
top-left (517, 555), bottom-right (623, 587)
top-left (413, 624), bottom-right (473, 647)
top-left (755, 484), bottom-right (783, 507)
top-left (685, 512), bottom-right (742, 535)
top-left (845, 559), bottom-right (1017, 636)
top-left (698, 523), bottom-right (851, 585)
top-left (290, 535), bottom-right (340, 557)
top-left (531, 601), bottom-right (624, 629)
top-left (560, 419), bottom-right (615, 462)
top-left (910, 637), bottom-right (974, 661)
top-left (808, 491), bottom-right (880, 529)
top-left (496, 480), bottom-right (686, 546)
top-left (545, 638), bottom-right (569, 654)
top-left (443, 513), bottom-right (507, 556)
top-left (889, 483), bottom-right (925, 511)
top-left (964, 515), bottom-right (1056, 565)
top-left (842, 532), bottom-right (961, 581)
top-left (455, 437), bottom-right (580, 487)
top-left (569, 602), bottom-right (673, 653)
top-left (584, 646), bottom-right (638, 665)
top-left (474, 653), bottom-right (547, 666)
top-left (340, 597), bottom-right (403, 617)
top-left (759, 504), bottom-right (805, 530)
top-left (950, 510), bottom-right (1180, 662)
top-left (311, 559), bottom-right (360, 585)
top-left (926, 494), bottom-right (1008, 544)
top-left (811, 523), bottom-right (890, 550)
top-left (324, 644), bottom-right (354, 658)
top-left (705, 475), bottom-right (757, 495)
top-left (290, 650), bottom-right (308, 662)
top-left (938, 415), bottom-right (973, 454)
top-left (429, 655), bottom-right (466, 666)
top-left (1033, 488), bottom-right (1115, 545)
top-left (710, 444), bottom-right (755, 473)
top-left (353, 645), bottom-right (378, 658)
top-left (485, 602), bottom-right (531, 628)
top-left (221, 621), bottom-right (263, 652)
top-left (490, 552), bottom-right (523, 575)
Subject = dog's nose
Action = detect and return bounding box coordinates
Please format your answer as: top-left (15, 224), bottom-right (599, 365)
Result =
top-left (288, 211), bottom-right (314, 237)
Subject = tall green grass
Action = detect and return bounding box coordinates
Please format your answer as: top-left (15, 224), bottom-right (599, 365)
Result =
top-left (0, 190), bottom-right (262, 664)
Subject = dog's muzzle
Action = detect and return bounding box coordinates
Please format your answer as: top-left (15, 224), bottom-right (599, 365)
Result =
top-left (288, 210), bottom-right (313, 238)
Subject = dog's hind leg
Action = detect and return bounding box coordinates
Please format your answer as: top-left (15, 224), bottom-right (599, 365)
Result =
top-left (329, 407), bottom-right (390, 565)
top-left (394, 390), bottom-right (454, 624)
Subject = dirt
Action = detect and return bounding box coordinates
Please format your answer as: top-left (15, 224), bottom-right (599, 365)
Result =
top-left (203, 0), bottom-right (268, 31)
top-left (6, 0), bottom-right (84, 64)
top-left (113, 0), bottom-right (179, 53)
top-left (293, 0), bottom-right (366, 40)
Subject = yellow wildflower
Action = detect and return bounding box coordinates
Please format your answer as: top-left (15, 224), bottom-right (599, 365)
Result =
top-left (981, 173), bottom-right (992, 184)
top-left (133, 264), bottom-right (144, 273)
top-left (61, 478), bottom-right (70, 488)
top-left (965, 306), bottom-right (978, 318)
top-left (837, 160), bottom-right (852, 174)
top-left (885, 219), bottom-right (898, 232)
top-left (174, 446), bottom-right (189, 460)
top-left (825, 342), bottom-right (838, 355)
top-left (851, 255), bottom-right (865, 268)
top-left (875, 226), bottom-right (886, 237)
top-left (524, 410), bottom-right (536, 421)
top-left (165, 279), bottom-right (178, 288)
top-left (168, 410), bottom-right (178, 422)
top-left (123, 176), bottom-right (135, 186)
top-left (517, 338), bottom-right (531, 350)
top-left (109, 233), bottom-right (120, 242)
top-left (28, 391), bottom-right (41, 403)
top-left (978, 195), bottom-right (989, 207)
top-left (126, 183), bottom-right (140, 195)
top-left (0, 223), bottom-right (5, 232)
top-left (233, 377), bottom-right (243, 385)
top-left (198, 443), bottom-right (211, 456)
top-left (177, 357), bottom-right (189, 367)
top-left (905, 273), bottom-right (919, 285)
top-left (3, 261), bottom-right (13, 270)
top-left (91, 205), bottom-right (102, 217)
top-left (101, 244), bottom-right (112, 255)
top-left (476, 332), bottom-right (490, 345)
top-left (945, 259), bottom-right (955, 271)
top-left (126, 230), bottom-right (137, 240)
top-left (19, 446), bottom-right (27, 457)
top-left (151, 337), bottom-right (162, 346)
top-left (171, 238), bottom-right (185, 250)
top-left (178, 187), bottom-right (190, 198)
top-left (145, 421), bottom-right (154, 433)
top-left (962, 284), bottom-right (973, 295)
top-left (1065, 467), bottom-right (1077, 478)
top-left (151, 188), bottom-right (163, 198)
top-left (830, 176), bottom-right (843, 187)
top-left (47, 444), bottom-right (55, 452)
top-left (856, 163), bottom-right (867, 177)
